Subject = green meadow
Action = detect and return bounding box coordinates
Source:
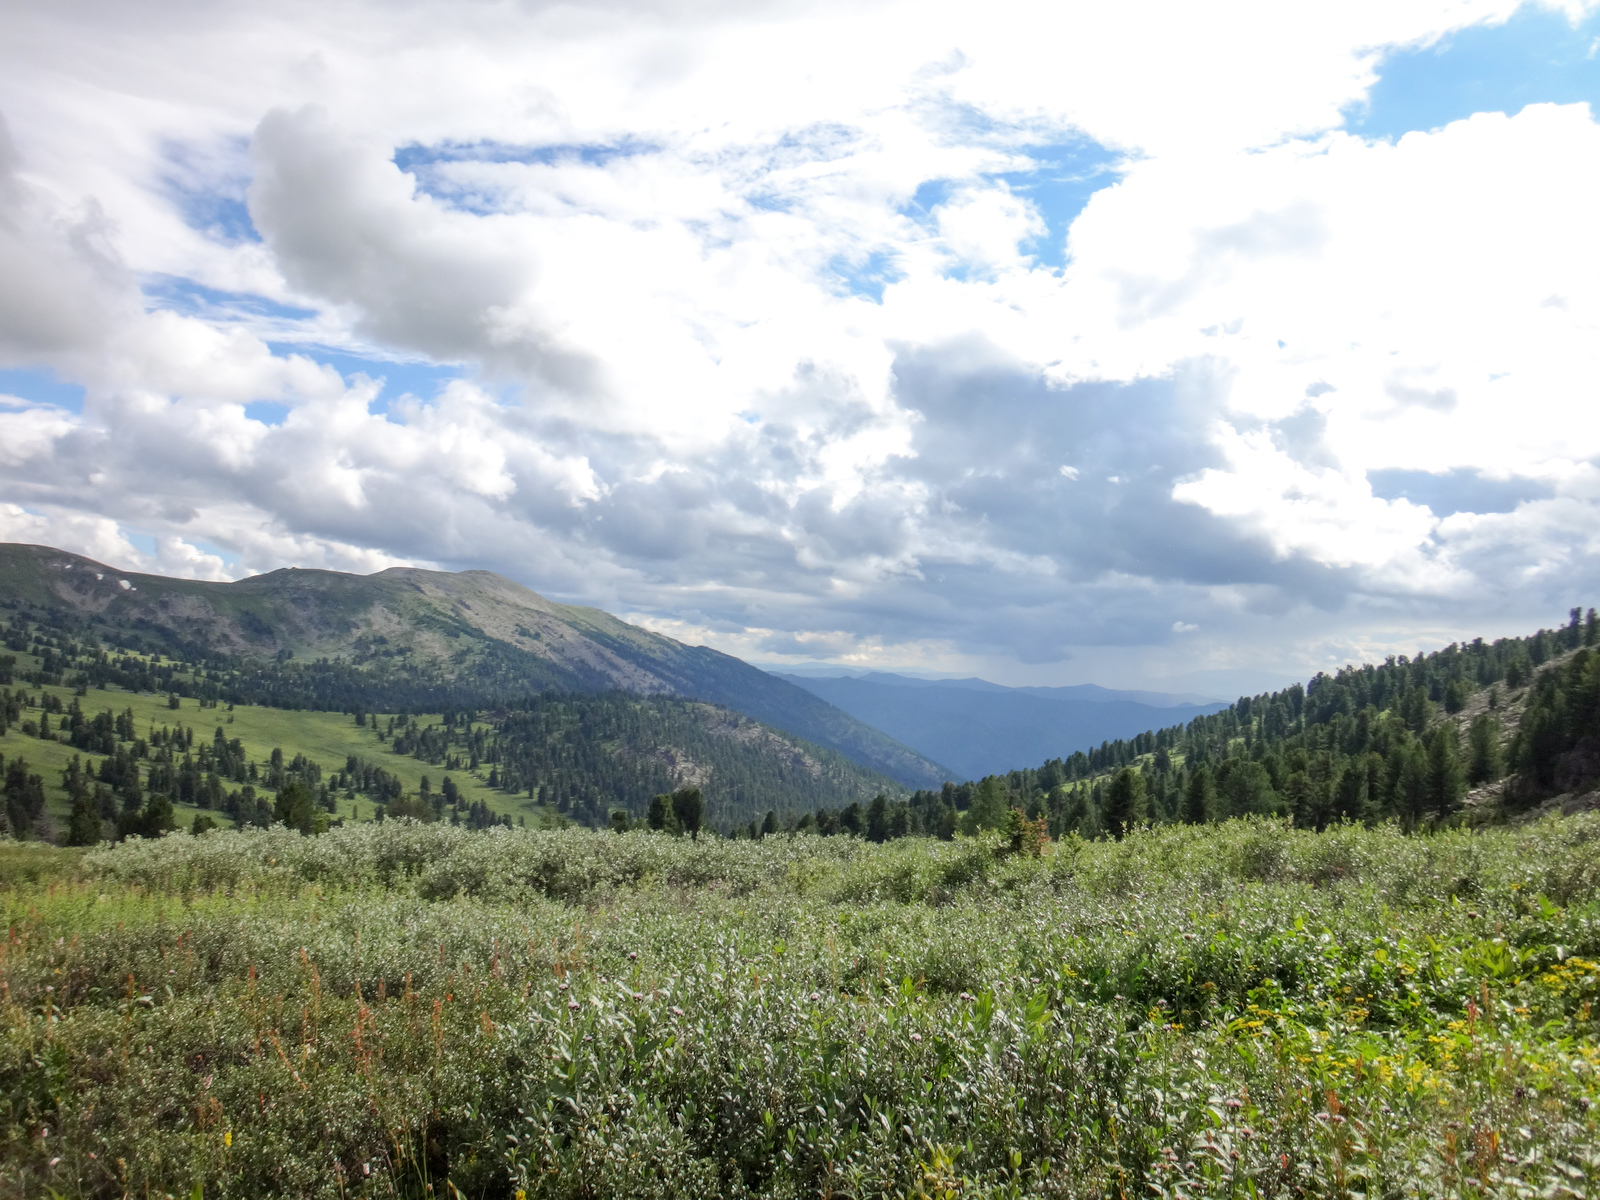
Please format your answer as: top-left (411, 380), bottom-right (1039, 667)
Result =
top-left (1, 677), bottom-right (542, 831)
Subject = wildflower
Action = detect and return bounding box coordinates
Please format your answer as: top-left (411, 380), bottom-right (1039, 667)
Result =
top-left (567, 1000), bottom-right (580, 1011)
top-left (810, 991), bottom-right (821, 1002)
top-left (628, 950), bottom-right (638, 959)
top-left (672, 1005), bottom-right (684, 1016)
top-left (910, 1032), bottom-right (922, 1041)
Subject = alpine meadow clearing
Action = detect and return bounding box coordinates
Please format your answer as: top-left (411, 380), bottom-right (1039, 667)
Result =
top-left (4, 817), bottom-right (1600, 1199)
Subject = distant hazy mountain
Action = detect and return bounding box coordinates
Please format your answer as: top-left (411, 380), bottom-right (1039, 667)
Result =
top-left (777, 670), bottom-right (1230, 782)
top-left (0, 543), bottom-right (951, 789)
top-left (766, 663), bottom-right (1221, 708)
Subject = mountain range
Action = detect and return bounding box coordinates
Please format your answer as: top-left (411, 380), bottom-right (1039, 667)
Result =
top-left (777, 670), bottom-right (1230, 782)
top-left (0, 542), bottom-right (1243, 792)
top-left (770, 664), bottom-right (1220, 706)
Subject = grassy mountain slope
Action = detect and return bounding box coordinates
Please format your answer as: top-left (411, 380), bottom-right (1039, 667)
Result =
top-left (0, 543), bottom-right (950, 788)
top-left (0, 678), bottom-right (529, 833)
top-left (0, 637), bottom-right (907, 839)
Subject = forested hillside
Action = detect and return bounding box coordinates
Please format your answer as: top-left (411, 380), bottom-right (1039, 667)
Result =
top-left (402, 693), bottom-right (899, 828)
top-left (0, 543), bottom-right (949, 787)
top-left (0, 615), bottom-right (905, 842)
top-left (796, 608), bottom-right (1600, 841)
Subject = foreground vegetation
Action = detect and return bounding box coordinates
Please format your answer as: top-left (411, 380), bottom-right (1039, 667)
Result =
top-left (5, 817), bottom-right (1600, 1197)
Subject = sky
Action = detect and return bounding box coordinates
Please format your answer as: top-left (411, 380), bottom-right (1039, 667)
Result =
top-left (1, 0), bottom-right (1598, 695)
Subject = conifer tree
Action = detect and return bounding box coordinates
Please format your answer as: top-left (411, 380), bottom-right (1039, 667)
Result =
top-left (1105, 767), bottom-right (1147, 840)
top-left (865, 793), bottom-right (890, 842)
top-left (1467, 714), bottom-right (1502, 785)
top-left (1216, 759), bottom-right (1276, 818)
top-left (671, 786), bottom-right (705, 841)
top-left (964, 777), bottom-right (1008, 833)
top-left (274, 781), bottom-right (327, 835)
top-left (647, 792), bottom-right (677, 833)
top-left (1333, 761), bottom-right (1366, 823)
top-left (1426, 726), bottom-right (1465, 819)
top-left (1393, 742), bottom-right (1429, 828)
top-left (1182, 767), bottom-right (1213, 824)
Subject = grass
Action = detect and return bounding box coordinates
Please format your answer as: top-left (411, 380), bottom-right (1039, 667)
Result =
top-left (2, 674), bottom-right (551, 830)
top-left (3, 816), bottom-right (1600, 1197)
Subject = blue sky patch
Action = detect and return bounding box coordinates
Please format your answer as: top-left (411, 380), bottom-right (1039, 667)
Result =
top-left (995, 138), bottom-right (1125, 269)
top-left (142, 275), bottom-right (317, 324)
top-left (900, 136), bottom-right (1124, 274)
top-left (244, 400), bottom-right (290, 426)
top-left (1368, 467), bottom-right (1552, 516)
top-left (904, 178), bottom-right (955, 220)
top-left (827, 250), bottom-right (903, 303)
top-left (123, 530), bottom-right (158, 560)
top-left (395, 138), bottom-right (657, 173)
top-left (394, 139), bottom-right (660, 212)
top-left (159, 137), bottom-right (259, 244)
top-left (1353, 3), bottom-right (1600, 139)
top-left (186, 538), bottom-right (243, 570)
top-left (0, 367), bottom-right (86, 413)
top-left (173, 193), bottom-right (259, 244)
top-left (265, 343), bottom-right (464, 416)
top-left (117, 528), bottom-right (247, 574)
